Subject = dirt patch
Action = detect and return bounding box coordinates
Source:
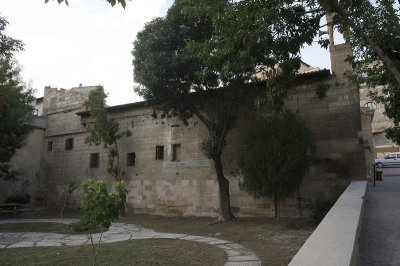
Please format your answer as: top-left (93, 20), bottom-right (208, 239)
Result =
top-left (1, 209), bottom-right (314, 265)
top-left (120, 214), bottom-right (314, 266)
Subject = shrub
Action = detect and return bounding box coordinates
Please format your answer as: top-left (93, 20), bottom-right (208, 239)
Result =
top-left (310, 192), bottom-right (334, 225)
top-left (5, 193), bottom-right (30, 204)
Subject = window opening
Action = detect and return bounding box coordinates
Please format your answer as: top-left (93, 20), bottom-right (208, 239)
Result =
top-left (90, 153), bottom-right (99, 168)
top-left (47, 141), bottom-right (53, 152)
top-left (156, 146), bottom-right (164, 160)
top-left (127, 152), bottom-right (136, 166)
top-left (65, 138), bottom-right (74, 150)
top-left (172, 144), bottom-right (181, 162)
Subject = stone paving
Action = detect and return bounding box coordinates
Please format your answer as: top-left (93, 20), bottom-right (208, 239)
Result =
top-left (0, 219), bottom-right (260, 266)
top-left (357, 171), bottom-right (400, 266)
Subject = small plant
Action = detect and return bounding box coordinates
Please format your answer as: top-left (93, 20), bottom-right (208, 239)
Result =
top-left (310, 192), bottom-right (334, 225)
top-left (72, 179), bottom-right (128, 265)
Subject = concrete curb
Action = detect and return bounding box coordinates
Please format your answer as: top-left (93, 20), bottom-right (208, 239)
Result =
top-left (289, 181), bottom-right (367, 266)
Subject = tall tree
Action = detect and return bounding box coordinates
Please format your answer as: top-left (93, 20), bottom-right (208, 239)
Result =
top-left (85, 86), bottom-right (131, 181)
top-left (133, 0), bottom-right (250, 221)
top-left (0, 16), bottom-right (34, 180)
top-left (237, 109), bottom-right (311, 221)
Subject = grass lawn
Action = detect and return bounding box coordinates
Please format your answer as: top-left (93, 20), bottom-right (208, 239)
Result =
top-left (0, 209), bottom-right (314, 265)
top-left (120, 214), bottom-right (314, 266)
top-left (0, 238), bottom-right (226, 265)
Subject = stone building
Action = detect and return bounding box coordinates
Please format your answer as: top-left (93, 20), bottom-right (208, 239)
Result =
top-left (4, 42), bottom-right (373, 218)
top-left (359, 85), bottom-right (399, 158)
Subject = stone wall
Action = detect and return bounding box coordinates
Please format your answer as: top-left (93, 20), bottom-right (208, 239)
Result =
top-left (29, 43), bottom-right (370, 218)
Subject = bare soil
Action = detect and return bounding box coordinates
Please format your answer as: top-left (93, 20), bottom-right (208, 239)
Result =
top-left (1, 209), bottom-right (314, 265)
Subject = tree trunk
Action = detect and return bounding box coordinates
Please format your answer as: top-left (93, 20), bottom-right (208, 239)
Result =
top-left (212, 153), bottom-right (234, 221)
top-left (274, 190), bottom-right (278, 220)
top-left (114, 141), bottom-right (121, 181)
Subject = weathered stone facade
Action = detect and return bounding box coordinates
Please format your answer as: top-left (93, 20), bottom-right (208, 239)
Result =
top-left (359, 85), bottom-right (399, 158)
top-left (6, 43), bottom-right (372, 218)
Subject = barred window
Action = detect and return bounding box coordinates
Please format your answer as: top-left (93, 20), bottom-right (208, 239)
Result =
top-left (65, 138), bottom-right (74, 150)
top-left (47, 141), bottom-right (53, 152)
top-left (155, 146), bottom-right (164, 160)
top-left (127, 152), bottom-right (136, 166)
top-left (90, 153), bottom-right (99, 168)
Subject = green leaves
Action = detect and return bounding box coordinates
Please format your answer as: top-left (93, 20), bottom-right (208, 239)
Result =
top-left (237, 109), bottom-right (311, 199)
top-left (44, 0), bottom-right (129, 8)
top-left (80, 179), bottom-right (128, 230)
top-left (85, 86), bottom-right (131, 181)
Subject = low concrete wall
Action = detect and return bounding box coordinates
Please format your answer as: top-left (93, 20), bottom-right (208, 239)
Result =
top-left (289, 180), bottom-right (367, 266)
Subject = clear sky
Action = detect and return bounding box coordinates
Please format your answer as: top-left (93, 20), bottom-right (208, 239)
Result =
top-left (0, 0), bottom-right (344, 106)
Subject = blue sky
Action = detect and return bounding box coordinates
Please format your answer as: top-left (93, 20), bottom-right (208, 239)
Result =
top-left (0, 0), bottom-right (343, 106)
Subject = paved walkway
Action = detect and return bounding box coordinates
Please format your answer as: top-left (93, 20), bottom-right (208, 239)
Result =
top-left (357, 170), bottom-right (400, 266)
top-left (0, 219), bottom-right (260, 266)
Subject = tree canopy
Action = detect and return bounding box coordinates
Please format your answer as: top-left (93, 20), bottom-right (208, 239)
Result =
top-left (0, 16), bottom-right (34, 180)
top-left (45, 0), bottom-right (129, 8)
top-left (186, 0), bottom-right (400, 141)
top-left (133, 0), bottom-right (251, 221)
top-left (85, 86), bottom-right (131, 181)
top-left (237, 109), bottom-right (311, 220)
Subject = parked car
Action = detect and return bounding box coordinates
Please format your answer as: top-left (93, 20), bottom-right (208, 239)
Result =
top-left (375, 152), bottom-right (400, 168)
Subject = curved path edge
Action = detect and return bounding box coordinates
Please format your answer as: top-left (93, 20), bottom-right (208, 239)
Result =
top-left (0, 219), bottom-right (261, 266)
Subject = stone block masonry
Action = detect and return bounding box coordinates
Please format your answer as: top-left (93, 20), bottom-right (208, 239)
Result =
top-left (29, 43), bottom-right (371, 218)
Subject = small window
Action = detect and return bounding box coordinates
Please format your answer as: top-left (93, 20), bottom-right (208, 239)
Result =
top-left (131, 121), bottom-right (134, 128)
top-left (127, 152), bottom-right (136, 166)
top-left (65, 138), bottom-right (74, 150)
top-left (47, 141), bottom-right (53, 152)
top-left (90, 153), bottom-right (99, 168)
top-left (172, 144), bottom-right (181, 162)
top-left (156, 146), bottom-right (164, 160)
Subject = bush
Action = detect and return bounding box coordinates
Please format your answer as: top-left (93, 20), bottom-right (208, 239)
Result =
top-left (5, 193), bottom-right (30, 204)
top-left (310, 192), bottom-right (334, 225)
top-left (69, 216), bottom-right (98, 232)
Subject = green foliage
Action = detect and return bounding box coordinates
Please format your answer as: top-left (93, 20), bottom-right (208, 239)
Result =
top-left (85, 87), bottom-right (131, 181)
top-left (73, 179), bottom-right (128, 265)
top-left (237, 109), bottom-right (311, 200)
top-left (185, 0), bottom-right (322, 108)
top-left (341, 0), bottom-right (400, 144)
top-left (69, 216), bottom-right (98, 232)
top-left (0, 16), bottom-right (34, 180)
top-left (133, 0), bottom-right (250, 220)
top-left (44, 0), bottom-right (129, 8)
top-left (79, 180), bottom-right (128, 230)
top-left (310, 192), bottom-right (335, 225)
top-left (5, 193), bottom-right (30, 204)
top-left (68, 179), bottom-right (78, 194)
top-left (188, 0), bottom-right (400, 143)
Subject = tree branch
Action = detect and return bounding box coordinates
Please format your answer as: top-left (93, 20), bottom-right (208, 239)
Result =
top-left (326, 0), bottom-right (400, 87)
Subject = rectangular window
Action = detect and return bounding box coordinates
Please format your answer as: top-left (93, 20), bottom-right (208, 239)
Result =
top-left (155, 146), bottom-right (164, 160)
top-left (90, 153), bottom-right (99, 168)
top-left (47, 141), bottom-right (53, 152)
top-left (127, 152), bottom-right (136, 166)
top-left (65, 138), bottom-right (74, 150)
top-left (131, 121), bottom-right (134, 128)
top-left (172, 144), bottom-right (181, 162)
